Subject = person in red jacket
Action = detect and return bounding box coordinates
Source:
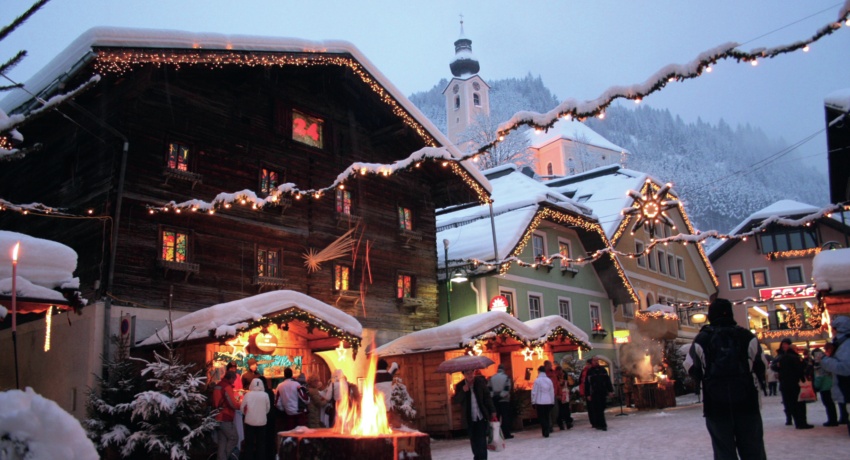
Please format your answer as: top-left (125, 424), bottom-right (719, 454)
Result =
top-left (213, 371), bottom-right (239, 460)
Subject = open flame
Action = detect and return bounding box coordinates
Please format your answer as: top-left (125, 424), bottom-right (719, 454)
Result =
top-left (332, 351), bottom-right (392, 436)
top-left (823, 309), bottom-right (833, 339)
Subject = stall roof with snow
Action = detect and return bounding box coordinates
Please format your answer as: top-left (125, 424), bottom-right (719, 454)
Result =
top-left (813, 248), bottom-right (850, 294)
top-left (0, 27), bottom-right (491, 201)
top-left (436, 165), bottom-right (636, 304)
top-left (524, 315), bottom-right (591, 351)
top-left (0, 231), bottom-right (84, 314)
top-left (139, 290), bottom-right (363, 352)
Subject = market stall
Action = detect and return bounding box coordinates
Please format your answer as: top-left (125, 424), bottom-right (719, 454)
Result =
top-left (138, 290), bottom-right (363, 391)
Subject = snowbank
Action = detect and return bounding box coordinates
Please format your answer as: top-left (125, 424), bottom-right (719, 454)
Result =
top-left (139, 290), bottom-right (363, 346)
top-left (0, 388), bottom-right (98, 460)
top-left (812, 248), bottom-right (850, 294)
top-left (0, 231), bottom-right (79, 290)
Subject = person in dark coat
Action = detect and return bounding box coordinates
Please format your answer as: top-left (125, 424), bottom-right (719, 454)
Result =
top-left (584, 357), bottom-right (614, 431)
top-left (685, 298), bottom-right (768, 459)
top-left (453, 369), bottom-right (496, 460)
top-left (242, 358), bottom-right (261, 390)
top-left (774, 338), bottom-right (813, 429)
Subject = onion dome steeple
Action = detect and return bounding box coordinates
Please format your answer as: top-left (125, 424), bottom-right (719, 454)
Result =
top-left (449, 18), bottom-right (480, 77)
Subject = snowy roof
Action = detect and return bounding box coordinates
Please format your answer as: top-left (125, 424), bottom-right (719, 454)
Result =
top-left (139, 290), bottom-right (362, 346)
top-left (0, 231), bottom-right (79, 305)
top-left (546, 165), bottom-right (651, 238)
top-left (647, 304), bottom-right (676, 314)
top-left (437, 164), bottom-right (593, 266)
top-left (825, 88), bottom-right (850, 112)
top-left (812, 248), bottom-right (850, 294)
top-left (525, 316), bottom-right (591, 349)
top-left (528, 118), bottom-right (628, 153)
top-left (374, 311), bottom-right (531, 357)
top-left (0, 27), bottom-right (491, 195)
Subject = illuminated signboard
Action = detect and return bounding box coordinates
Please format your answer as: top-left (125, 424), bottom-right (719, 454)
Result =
top-left (292, 110), bottom-right (323, 148)
top-left (613, 329), bottom-right (631, 344)
top-left (489, 295), bottom-right (510, 313)
top-left (758, 285), bottom-right (817, 301)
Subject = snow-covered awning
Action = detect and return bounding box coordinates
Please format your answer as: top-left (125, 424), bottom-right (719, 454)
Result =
top-left (525, 316), bottom-right (592, 351)
top-left (375, 311), bottom-right (532, 357)
top-left (813, 248), bottom-right (850, 294)
top-left (0, 231), bottom-right (83, 314)
top-left (139, 290), bottom-right (363, 353)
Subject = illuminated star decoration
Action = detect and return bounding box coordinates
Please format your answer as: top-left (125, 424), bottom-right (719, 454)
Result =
top-left (534, 346), bottom-right (545, 360)
top-left (622, 179), bottom-right (678, 239)
top-left (226, 336), bottom-right (249, 356)
top-left (521, 347), bottom-right (535, 361)
top-left (467, 341), bottom-right (484, 357)
top-left (336, 341), bottom-right (348, 361)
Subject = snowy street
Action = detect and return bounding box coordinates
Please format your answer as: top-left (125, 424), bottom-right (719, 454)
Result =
top-left (430, 394), bottom-right (848, 459)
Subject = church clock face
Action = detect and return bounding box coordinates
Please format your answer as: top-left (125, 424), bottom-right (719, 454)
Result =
top-left (452, 84), bottom-right (459, 94)
top-left (473, 82), bottom-right (481, 91)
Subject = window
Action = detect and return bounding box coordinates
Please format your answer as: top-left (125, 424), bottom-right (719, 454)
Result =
top-left (775, 308), bottom-right (790, 330)
top-left (558, 240), bottom-right (571, 269)
top-left (667, 254), bottom-right (676, 278)
top-left (167, 142), bottom-right (190, 171)
top-left (161, 229), bottom-right (189, 263)
top-left (257, 247), bottom-right (281, 278)
top-left (260, 167), bottom-right (282, 195)
top-left (398, 206), bottom-right (413, 231)
top-left (657, 250), bottom-right (667, 275)
top-left (647, 248), bottom-right (657, 271)
top-left (292, 110), bottom-right (323, 148)
top-left (758, 228), bottom-right (819, 254)
top-left (454, 96), bottom-right (460, 110)
top-left (729, 272), bottom-right (745, 289)
top-left (635, 240), bottom-right (646, 268)
top-left (547, 162), bottom-right (553, 176)
top-left (748, 305), bottom-right (770, 332)
top-left (676, 257), bottom-right (685, 281)
top-left (752, 269), bottom-right (768, 287)
top-left (645, 293), bottom-right (654, 308)
top-left (787, 266), bottom-right (803, 284)
top-left (532, 233), bottom-right (546, 259)
top-left (473, 93), bottom-right (481, 106)
top-left (558, 298), bottom-right (571, 321)
top-left (590, 303), bottom-right (602, 331)
top-left (336, 189), bottom-right (352, 215)
top-left (622, 303), bottom-right (635, 318)
top-left (528, 295), bottom-right (542, 319)
top-left (500, 289), bottom-right (516, 316)
top-left (335, 264), bottom-right (351, 291)
top-left (397, 274), bottom-right (415, 299)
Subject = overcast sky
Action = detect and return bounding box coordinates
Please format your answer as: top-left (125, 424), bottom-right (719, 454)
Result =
top-left (2, 1), bottom-right (848, 173)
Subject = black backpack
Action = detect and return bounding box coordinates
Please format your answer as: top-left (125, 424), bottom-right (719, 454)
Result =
top-left (702, 326), bottom-right (753, 404)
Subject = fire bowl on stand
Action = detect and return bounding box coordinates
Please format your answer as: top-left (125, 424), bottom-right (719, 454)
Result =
top-left (278, 428), bottom-right (430, 460)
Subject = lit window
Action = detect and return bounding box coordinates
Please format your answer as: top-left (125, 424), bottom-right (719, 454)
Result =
top-left (528, 295), bottom-right (542, 319)
top-left (397, 274), bottom-right (414, 299)
top-left (787, 266), bottom-right (803, 284)
top-left (292, 110), bottom-right (323, 148)
top-left (167, 142), bottom-right (190, 171)
top-left (559, 241), bottom-right (571, 268)
top-left (590, 304), bottom-right (602, 331)
top-left (398, 207), bottom-right (413, 231)
top-left (558, 299), bottom-right (571, 321)
top-left (532, 234), bottom-right (545, 259)
top-left (260, 168), bottom-right (282, 195)
top-left (335, 264), bottom-right (351, 291)
top-left (336, 189), bottom-right (352, 215)
top-left (257, 247), bottom-right (281, 278)
top-left (752, 270), bottom-right (768, 287)
top-left (729, 272), bottom-right (745, 289)
top-left (161, 230), bottom-right (188, 263)
top-left (635, 241), bottom-right (646, 268)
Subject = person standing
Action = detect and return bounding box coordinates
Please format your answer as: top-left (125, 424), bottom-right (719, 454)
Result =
top-left (766, 361), bottom-right (779, 396)
top-left (820, 315), bottom-right (850, 436)
top-left (213, 371), bottom-right (240, 460)
top-left (774, 339), bottom-right (813, 429)
top-left (487, 365), bottom-right (514, 439)
top-left (274, 368), bottom-right (302, 431)
top-left (555, 366), bottom-right (573, 429)
top-left (305, 375), bottom-right (328, 428)
top-left (812, 348), bottom-right (839, 426)
top-left (685, 298), bottom-right (767, 459)
top-left (584, 357), bottom-right (614, 431)
top-left (452, 369), bottom-right (496, 460)
top-left (242, 358), bottom-right (261, 390)
top-left (240, 378), bottom-right (270, 460)
top-left (531, 365), bottom-right (555, 437)
top-left (543, 360), bottom-right (565, 430)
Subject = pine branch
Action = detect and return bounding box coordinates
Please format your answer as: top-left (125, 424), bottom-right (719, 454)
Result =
top-left (0, 50), bottom-right (27, 77)
top-left (0, 0), bottom-right (51, 43)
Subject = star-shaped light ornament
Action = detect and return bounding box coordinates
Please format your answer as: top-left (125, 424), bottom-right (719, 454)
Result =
top-left (466, 341), bottom-right (484, 357)
top-left (521, 346), bottom-right (535, 361)
top-left (622, 179), bottom-right (679, 239)
top-left (226, 336), bottom-right (249, 356)
top-left (336, 341), bottom-right (348, 361)
top-left (534, 346), bottom-right (545, 360)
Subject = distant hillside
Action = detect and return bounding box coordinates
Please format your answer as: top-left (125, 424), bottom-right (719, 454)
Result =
top-left (410, 77), bottom-right (828, 233)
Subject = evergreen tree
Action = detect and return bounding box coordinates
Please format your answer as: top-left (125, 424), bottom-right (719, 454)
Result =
top-left (84, 337), bottom-right (146, 458)
top-left (389, 377), bottom-right (417, 427)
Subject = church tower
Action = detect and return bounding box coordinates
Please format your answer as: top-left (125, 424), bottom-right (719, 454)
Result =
top-left (442, 19), bottom-right (490, 149)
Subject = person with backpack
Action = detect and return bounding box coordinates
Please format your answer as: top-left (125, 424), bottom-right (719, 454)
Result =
top-left (685, 298), bottom-right (767, 459)
top-left (487, 365), bottom-right (514, 439)
top-left (820, 315), bottom-right (850, 436)
top-left (213, 371), bottom-right (240, 460)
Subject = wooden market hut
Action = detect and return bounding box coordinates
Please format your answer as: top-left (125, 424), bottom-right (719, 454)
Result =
top-left (137, 290), bottom-right (363, 388)
top-left (813, 248), bottom-right (850, 317)
top-left (373, 311), bottom-right (591, 435)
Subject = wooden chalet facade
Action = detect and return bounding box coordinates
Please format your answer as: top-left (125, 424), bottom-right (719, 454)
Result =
top-left (0, 28), bottom-right (490, 363)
